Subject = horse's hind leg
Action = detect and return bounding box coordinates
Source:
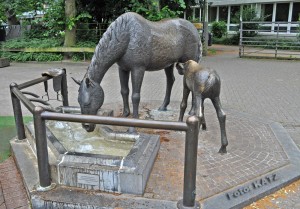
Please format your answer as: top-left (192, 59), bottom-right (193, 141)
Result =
top-left (195, 95), bottom-right (206, 130)
top-left (119, 68), bottom-right (130, 117)
top-left (158, 66), bottom-right (175, 111)
top-left (212, 97), bottom-right (228, 154)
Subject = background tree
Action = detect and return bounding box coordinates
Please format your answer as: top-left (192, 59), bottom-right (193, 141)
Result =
top-left (64, 0), bottom-right (76, 47)
top-left (0, 0), bottom-right (46, 25)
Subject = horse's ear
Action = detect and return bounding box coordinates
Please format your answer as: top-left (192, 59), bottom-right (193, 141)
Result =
top-left (71, 77), bottom-right (81, 85)
top-left (85, 77), bottom-right (91, 87)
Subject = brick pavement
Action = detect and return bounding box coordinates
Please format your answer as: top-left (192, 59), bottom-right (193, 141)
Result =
top-left (1, 45), bottom-right (300, 208)
top-left (0, 157), bottom-right (30, 209)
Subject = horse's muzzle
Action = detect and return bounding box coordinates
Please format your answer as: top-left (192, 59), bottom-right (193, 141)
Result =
top-left (82, 123), bottom-right (96, 132)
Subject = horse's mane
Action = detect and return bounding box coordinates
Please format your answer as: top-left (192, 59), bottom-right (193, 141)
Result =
top-left (96, 13), bottom-right (132, 54)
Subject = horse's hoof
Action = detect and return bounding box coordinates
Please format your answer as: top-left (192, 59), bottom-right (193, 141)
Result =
top-left (218, 147), bottom-right (227, 154)
top-left (188, 110), bottom-right (195, 116)
top-left (201, 124), bottom-right (207, 130)
top-left (158, 106), bottom-right (167, 111)
top-left (122, 111), bottom-right (130, 117)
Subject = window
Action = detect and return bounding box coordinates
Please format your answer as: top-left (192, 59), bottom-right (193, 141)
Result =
top-left (209, 7), bottom-right (217, 22)
top-left (276, 3), bottom-right (289, 21)
top-left (262, 4), bottom-right (273, 21)
top-left (292, 2), bottom-right (300, 21)
top-left (230, 6), bottom-right (240, 23)
top-left (219, 6), bottom-right (228, 21)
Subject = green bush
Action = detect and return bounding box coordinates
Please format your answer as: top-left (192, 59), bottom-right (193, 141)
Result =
top-left (212, 34), bottom-right (239, 46)
top-left (3, 38), bottom-right (63, 49)
top-left (2, 37), bottom-right (96, 62)
top-left (2, 52), bottom-right (63, 62)
top-left (211, 21), bottom-right (227, 38)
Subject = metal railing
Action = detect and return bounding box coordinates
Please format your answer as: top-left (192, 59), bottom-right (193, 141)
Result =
top-left (239, 21), bottom-right (300, 59)
top-left (10, 69), bottom-right (201, 209)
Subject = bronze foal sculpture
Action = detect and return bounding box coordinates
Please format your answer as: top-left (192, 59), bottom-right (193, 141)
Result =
top-left (73, 12), bottom-right (202, 132)
top-left (177, 60), bottom-right (228, 153)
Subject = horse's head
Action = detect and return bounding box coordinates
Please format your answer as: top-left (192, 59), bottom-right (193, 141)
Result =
top-left (73, 77), bottom-right (104, 132)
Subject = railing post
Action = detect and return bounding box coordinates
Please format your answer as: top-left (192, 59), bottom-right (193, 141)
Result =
top-left (177, 116), bottom-right (200, 209)
top-left (33, 106), bottom-right (51, 188)
top-left (10, 83), bottom-right (26, 140)
top-left (239, 21), bottom-right (243, 58)
top-left (61, 68), bottom-right (69, 106)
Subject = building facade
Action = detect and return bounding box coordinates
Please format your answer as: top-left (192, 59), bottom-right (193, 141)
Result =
top-left (207, 0), bottom-right (300, 34)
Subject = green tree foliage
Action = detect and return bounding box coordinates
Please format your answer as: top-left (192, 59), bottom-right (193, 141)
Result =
top-left (127, 0), bottom-right (186, 21)
top-left (77, 0), bottom-right (129, 23)
top-left (0, 0), bottom-right (46, 24)
top-left (240, 6), bottom-right (260, 37)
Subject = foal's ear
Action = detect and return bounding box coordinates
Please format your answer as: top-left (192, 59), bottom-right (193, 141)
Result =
top-left (71, 77), bottom-right (81, 85)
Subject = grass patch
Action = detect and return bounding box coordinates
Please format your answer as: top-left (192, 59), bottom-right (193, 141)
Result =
top-left (0, 116), bottom-right (32, 163)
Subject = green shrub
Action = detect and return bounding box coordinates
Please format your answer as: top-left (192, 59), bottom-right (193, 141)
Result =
top-left (72, 53), bottom-right (93, 61)
top-left (3, 38), bottom-right (63, 49)
top-left (212, 34), bottom-right (239, 46)
top-left (2, 52), bottom-right (63, 62)
top-left (211, 21), bottom-right (227, 38)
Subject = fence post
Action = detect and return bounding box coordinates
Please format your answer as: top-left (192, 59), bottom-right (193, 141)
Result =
top-left (177, 116), bottom-right (200, 209)
top-left (61, 68), bottom-right (69, 106)
top-left (275, 22), bottom-right (279, 58)
top-left (33, 106), bottom-right (51, 188)
top-left (10, 83), bottom-right (26, 140)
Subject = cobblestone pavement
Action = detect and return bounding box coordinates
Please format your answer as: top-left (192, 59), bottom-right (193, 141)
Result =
top-left (0, 45), bottom-right (300, 208)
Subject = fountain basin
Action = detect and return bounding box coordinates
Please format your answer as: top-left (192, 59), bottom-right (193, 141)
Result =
top-left (25, 118), bottom-right (160, 195)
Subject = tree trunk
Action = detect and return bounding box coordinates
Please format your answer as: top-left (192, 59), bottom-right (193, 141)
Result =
top-left (64, 0), bottom-right (76, 58)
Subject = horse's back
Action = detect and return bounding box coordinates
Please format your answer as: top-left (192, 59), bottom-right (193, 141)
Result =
top-left (117, 12), bottom-right (201, 70)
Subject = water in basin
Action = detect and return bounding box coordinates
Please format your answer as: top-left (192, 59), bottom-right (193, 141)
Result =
top-left (47, 121), bottom-right (134, 157)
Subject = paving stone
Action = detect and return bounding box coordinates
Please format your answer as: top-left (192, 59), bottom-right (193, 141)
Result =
top-left (0, 158), bottom-right (30, 209)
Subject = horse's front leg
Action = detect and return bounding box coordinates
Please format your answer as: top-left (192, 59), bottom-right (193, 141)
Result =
top-left (119, 68), bottom-right (130, 117)
top-left (212, 97), bottom-right (228, 154)
top-left (129, 68), bottom-right (145, 133)
top-left (158, 66), bottom-right (175, 111)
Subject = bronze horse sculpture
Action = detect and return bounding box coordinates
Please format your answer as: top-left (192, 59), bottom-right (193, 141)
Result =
top-left (73, 12), bottom-right (202, 132)
top-left (177, 60), bottom-right (228, 153)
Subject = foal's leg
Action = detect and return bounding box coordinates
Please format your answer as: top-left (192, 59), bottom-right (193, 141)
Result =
top-left (158, 66), bottom-right (175, 111)
top-left (119, 68), bottom-right (130, 117)
top-left (200, 98), bottom-right (207, 130)
top-left (195, 94), bottom-right (206, 130)
top-left (179, 85), bottom-right (190, 122)
top-left (188, 93), bottom-right (196, 116)
top-left (212, 97), bottom-right (228, 154)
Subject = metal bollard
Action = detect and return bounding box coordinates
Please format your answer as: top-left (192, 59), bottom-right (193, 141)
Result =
top-left (33, 106), bottom-right (51, 188)
top-left (177, 115), bottom-right (200, 209)
top-left (10, 83), bottom-right (26, 140)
